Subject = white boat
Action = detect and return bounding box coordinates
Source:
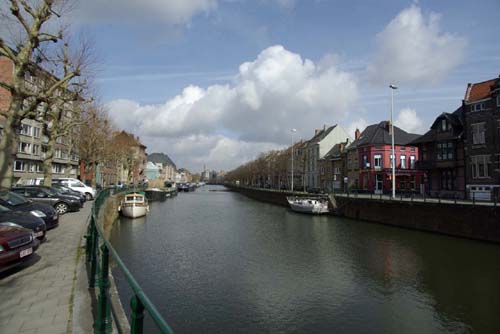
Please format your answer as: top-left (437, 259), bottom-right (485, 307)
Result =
top-left (119, 193), bottom-right (149, 218)
top-left (286, 197), bottom-right (329, 214)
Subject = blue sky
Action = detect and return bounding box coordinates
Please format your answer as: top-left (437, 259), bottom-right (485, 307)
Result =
top-left (71, 0), bottom-right (499, 172)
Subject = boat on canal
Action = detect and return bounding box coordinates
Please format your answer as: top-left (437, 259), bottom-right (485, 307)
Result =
top-left (119, 192), bottom-right (149, 218)
top-left (286, 197), bottom-right (329, 214)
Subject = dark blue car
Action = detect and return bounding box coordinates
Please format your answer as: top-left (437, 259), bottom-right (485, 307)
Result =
top-left (0, 191), bottom-right (59, 230)
top-left (0, 204), bottom-right (46, 240)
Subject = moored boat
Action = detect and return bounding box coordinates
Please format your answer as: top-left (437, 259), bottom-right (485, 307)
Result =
top-left (145, 188), bottom-right (167, 201)
top-left (286, 197), bottom-right (329, 214)
top-left (119, 193), bottom-right (149, 218)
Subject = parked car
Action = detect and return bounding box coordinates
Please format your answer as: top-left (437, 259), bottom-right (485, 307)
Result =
top-left (0, 204), bottom-right (46, 240)
top-left (52, 178), bottom-right (96, 200)
top-left (11, 187), bottom-right (81, 215)
top-left (0, 222), bottom-right (40, 273)
top-left (27, 185), bottom-right (86, 207)
top-left (50, 184), bottom-right (86, 203)
top-left (0, 191), bottom-right (59, 229)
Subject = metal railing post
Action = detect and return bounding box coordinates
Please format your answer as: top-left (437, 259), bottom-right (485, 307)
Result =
top-left (131, 295), bottom-right (145, 334)
top-left (89, 218), bottom-right (98, 288)
top-left (95, 244), bottom-right (112, 334)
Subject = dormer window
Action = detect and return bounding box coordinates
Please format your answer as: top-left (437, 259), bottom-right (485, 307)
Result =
top-left (439, 118), bottom-right (451, 132)
top-left (471, 102), bottom-right (486, 112)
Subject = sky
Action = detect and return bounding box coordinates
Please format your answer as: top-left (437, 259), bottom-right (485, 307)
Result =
top-left (68, 0), bottom-right (499, 172)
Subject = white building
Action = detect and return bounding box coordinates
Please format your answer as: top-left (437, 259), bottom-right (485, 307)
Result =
top-left (304, 124), bottom-right (350, 190)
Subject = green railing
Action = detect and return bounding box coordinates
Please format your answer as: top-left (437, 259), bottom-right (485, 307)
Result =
top-left (85, 187), bottom-right (174, 334)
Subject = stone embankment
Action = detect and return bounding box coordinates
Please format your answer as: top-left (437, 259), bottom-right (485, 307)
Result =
top-left (226, 184), bottom-right (500, 243)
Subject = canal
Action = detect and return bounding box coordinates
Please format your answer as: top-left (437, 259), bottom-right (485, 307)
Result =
top-left (110, 185), bottom-right (500, 333)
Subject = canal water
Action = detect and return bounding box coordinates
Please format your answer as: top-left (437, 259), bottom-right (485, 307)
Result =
top-left (110, 185), bottom-right (500, 333)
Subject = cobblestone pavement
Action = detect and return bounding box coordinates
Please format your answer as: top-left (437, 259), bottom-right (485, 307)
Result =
top-left (0, 203), bottom-right (91, 334)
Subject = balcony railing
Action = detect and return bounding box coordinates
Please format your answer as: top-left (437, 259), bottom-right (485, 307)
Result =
top-left (86, 187), bottom-right (174, 334)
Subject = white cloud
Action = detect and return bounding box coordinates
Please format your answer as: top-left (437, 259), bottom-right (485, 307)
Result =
top-left (75, 0), bottom-right (218, 25)
top-left (107, 45), bottom-right (359, 170)
top-left (367, 5), bottom-right (466, 85)
top-left (395, 108), bottom-right (425, 134)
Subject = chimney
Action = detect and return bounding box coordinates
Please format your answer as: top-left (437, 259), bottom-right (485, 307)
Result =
top-left (387, 121), bottom-right (392, 135)
top-left (354, 128), bottom-right (361, 140)
top-left (323, 124), bottom-right (327, 130)
top-left (315, 129), bottom-right (321, 135)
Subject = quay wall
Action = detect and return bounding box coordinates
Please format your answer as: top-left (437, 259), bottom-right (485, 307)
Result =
top-left (225, 185), bottom-right (500, 243)
top-left (334, 196), bottom-right (500, 243)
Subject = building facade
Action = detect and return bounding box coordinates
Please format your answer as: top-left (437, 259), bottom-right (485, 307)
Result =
top-left (412, 107), bottom-right (466, 199)
top-left (352, 121), bottom-right (423, 194)
top-left (319, 141), bottom-right (349, 192)
top-left (462, 76), bottom-right (500, 200)
top-left (304, 124), bottom-right (350, 190)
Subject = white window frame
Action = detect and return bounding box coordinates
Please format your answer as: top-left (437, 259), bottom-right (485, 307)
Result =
top-left (400, 155), bottom-right (406, 169)
top-left (410, 155), bottom-right (416, 169)
top-left (471, 155), bottom-right (490, 179)
top-left (20, 124), bottom-right (32, 136)
top-left (14, 160), bottom-right (28, 172)
top-left (471, 123), bottom-right (486, 145)
top-left (32, 144), bottom-right (40, 156)
top-left (33, 127), bottom-right (41, 138)
top-left (17, 142), bottom-right (32, 154)
top-left (471, 102), bottom-right (486, 112)
top-left (390, 154), bottom-right (395, 168)
top-left (373, 154), bottom-right (382, 168)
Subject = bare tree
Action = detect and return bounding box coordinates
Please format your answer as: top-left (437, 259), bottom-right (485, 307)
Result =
top-left (0, 0), bottom-right (81, 188)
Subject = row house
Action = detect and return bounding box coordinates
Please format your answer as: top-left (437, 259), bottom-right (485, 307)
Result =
top-left (0, 56), bottom-right (80, 184)
top-left (304, 124), bottom-right (350, 190)
top-left (319, 140), bottom-right (349, 192)
top-left (412, 107), bottom-right (466, 199)
top-left (346, 129), bottom-right (361, 190)
top-left (351, 121), bottom-right (423, 194)
top-left (462, 76), bottom-right (500, 200)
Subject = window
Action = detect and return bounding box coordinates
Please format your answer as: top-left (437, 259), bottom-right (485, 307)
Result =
top-left (494, 154), bottom-right (500, 170)
top-left (410, 155), bottom-right (416, 169)
top-left (400, 155), bottom-right (406, 169)
top-left (52, 164), bottom-right (65, 174)
top-left (333, 167), bottom-right (340, 174)
top-left (14, 160), bottom-right (28, 172)
top-left (497, 95), bottom-right (500, 107)
top-left (362, 155), bottom-right (368, 169)
top-left (441, 119), bottom-right (447, 132)
top-left (55, 149), bottom-right (62, 159)
top-left (373, 154), bottom-right (382, 168)
top-left (441, 170), bottom-right (456, 190)
top-left (436, 142), bottom-right (454, 160)
top-left (20, 124), bottom-right (32, 136)
top-left (33, 127), bottom-right (41, 138)
top-left (410, 147), bottom-right (416, 152)
top-left (471, 155), bottom-right (490, 178)
top-left (400, 146), bottom-right (406, 151)
top-left (471, 123), bottom-right (486, 144)
top-left (17, 142), bottom-right (31, 154)
top-left (390, 154), bottom-right (395, 168)
top-left (32, 144), bottom-right (39, 156)
top-left (471, 102), bottom-right (486, 112)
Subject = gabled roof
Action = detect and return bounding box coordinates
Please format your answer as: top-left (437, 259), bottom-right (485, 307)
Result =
top-left (411, 107), bottom-right (463, 144)
top-left (323, 141), bottom-right (348, 160)
top-left (307, 125), bottom-right (337, 146)
top-left (350, 121), bottom-right (420, 147)
top-left (464, 77), bottom-right (500, 103)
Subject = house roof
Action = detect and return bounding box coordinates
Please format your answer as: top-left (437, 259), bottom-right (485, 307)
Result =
top-left (307, 125), bottom-right (337, 146)
top-left (410, 107), bottom-right (463, 144)
top-left (464, 77), bottom-right (500, 103)
top-left (350, 121), bottom-right (420, 147)
top-left (323, 142), bottom-right (347, 160)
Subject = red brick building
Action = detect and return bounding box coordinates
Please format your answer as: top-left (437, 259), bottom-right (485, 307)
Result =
top-left (351, 121), bottom-right (423, 194)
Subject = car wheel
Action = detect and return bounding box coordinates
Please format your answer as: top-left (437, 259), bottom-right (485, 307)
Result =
top-left (85, 193), bottom-right (93, 200)
top-left (55, 202), bottom-right (69, 215)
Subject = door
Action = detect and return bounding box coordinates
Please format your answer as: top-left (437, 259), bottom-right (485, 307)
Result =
top-left (375, 174), bottom-right (383, 194)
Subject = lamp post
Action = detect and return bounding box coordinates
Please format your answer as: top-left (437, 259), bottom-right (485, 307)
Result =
top-left (291, 128), bottom-right (297, 192)
top-left (389, 84), bottom-right (398, 198)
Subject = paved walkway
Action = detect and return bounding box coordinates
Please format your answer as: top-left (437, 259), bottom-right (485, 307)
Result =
top-left (0, 203), bottom-right (91, 334)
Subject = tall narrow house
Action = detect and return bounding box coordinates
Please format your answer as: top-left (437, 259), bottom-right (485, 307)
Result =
top-left (462, 76), bottom-right (500, 201)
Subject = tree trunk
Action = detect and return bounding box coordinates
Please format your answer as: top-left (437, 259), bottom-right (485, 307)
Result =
top-left (0, 112), bottom-right (18, 189)
top-left (42, 135), bottom-right (55, 186)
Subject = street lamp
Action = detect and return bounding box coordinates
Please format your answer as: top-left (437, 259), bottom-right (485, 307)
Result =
top-left (389, 84), bottom-right (398, 198)
top-left (291, 128), bottom-right (297, 192)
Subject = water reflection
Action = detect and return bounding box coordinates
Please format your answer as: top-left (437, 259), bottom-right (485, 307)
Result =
top-left (110, 185), bottom-right (500, 333)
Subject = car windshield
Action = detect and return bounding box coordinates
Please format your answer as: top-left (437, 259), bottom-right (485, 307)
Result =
top-left (0, 191), bottom-right (29, 206)
top-left (0, 204), bottom-right (11, 213)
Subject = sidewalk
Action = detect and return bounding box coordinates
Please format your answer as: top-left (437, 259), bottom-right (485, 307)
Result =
top-left (0, 203), bottom-right (91, 334)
